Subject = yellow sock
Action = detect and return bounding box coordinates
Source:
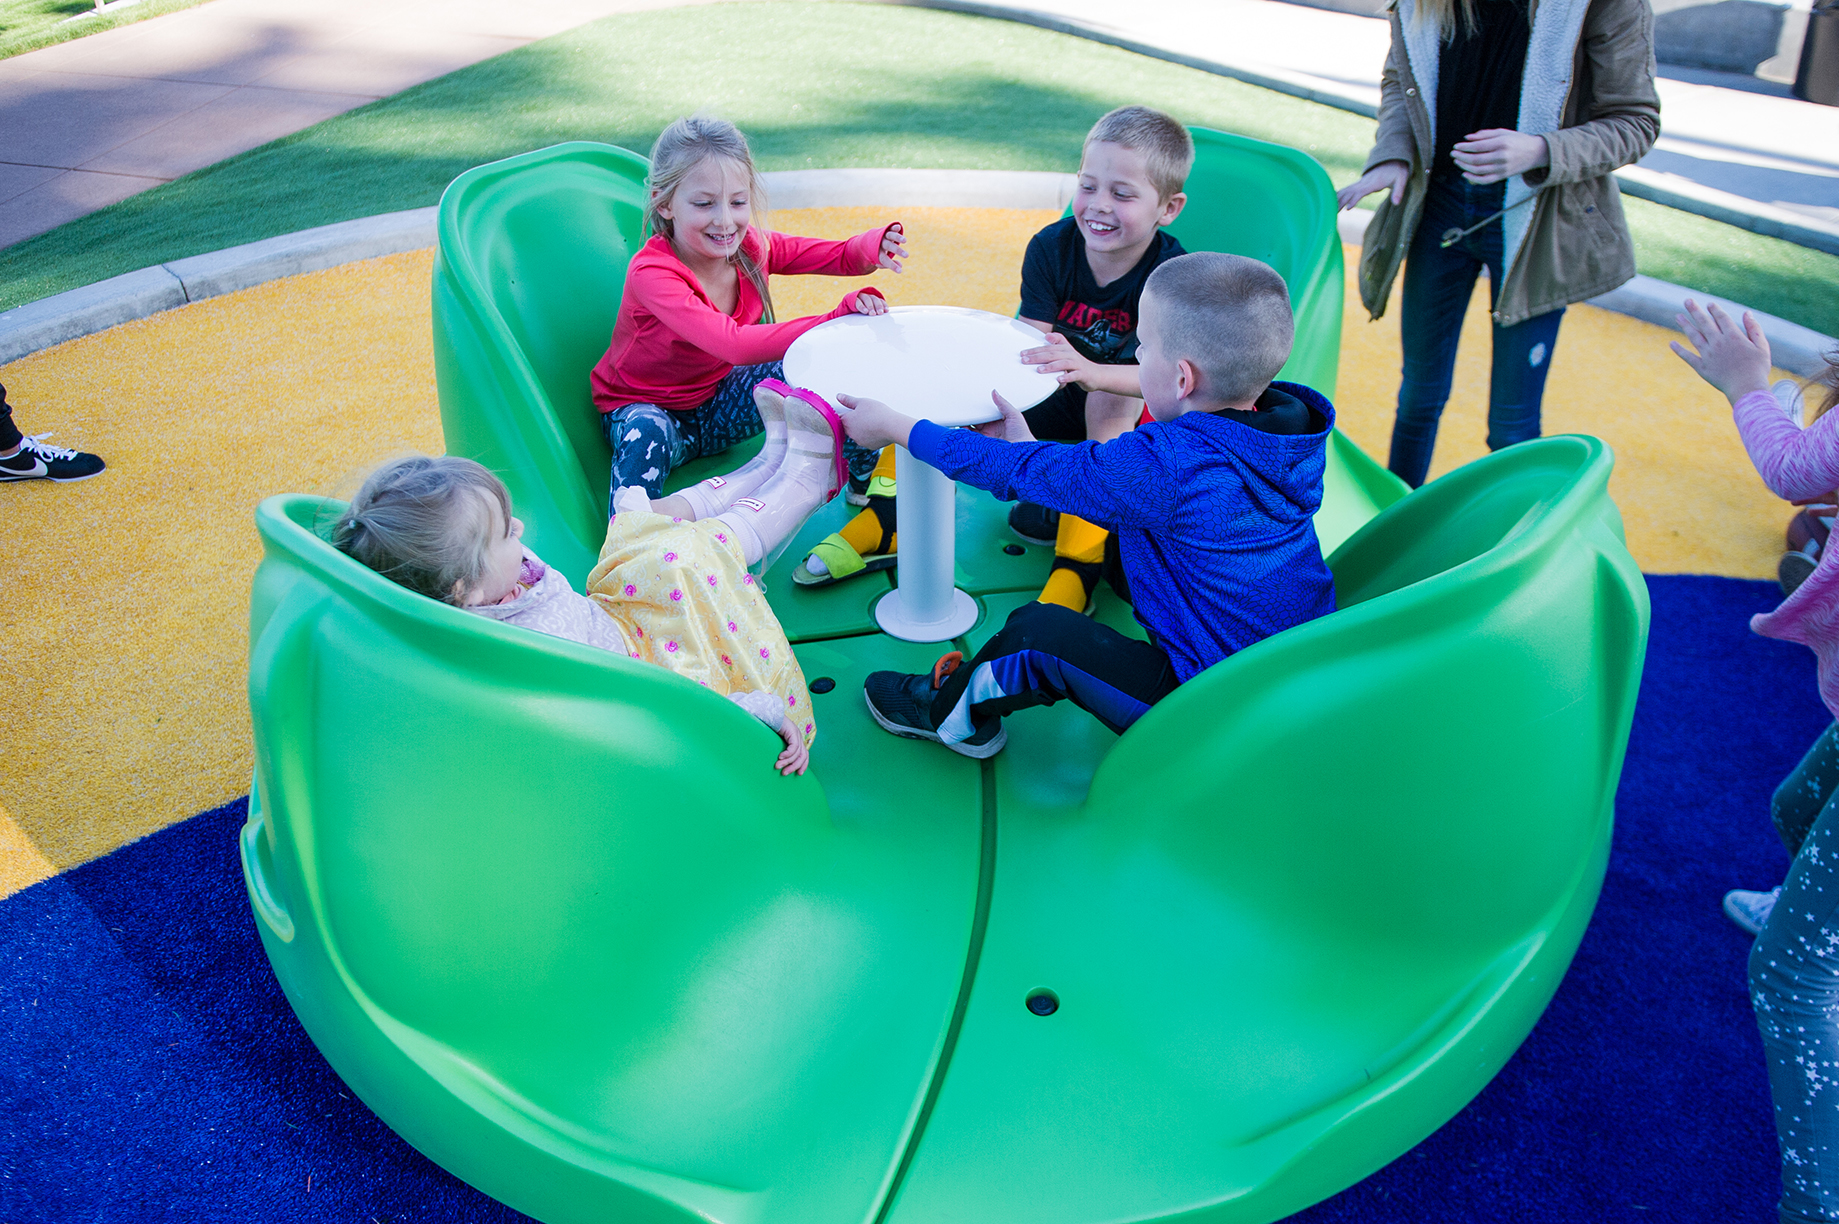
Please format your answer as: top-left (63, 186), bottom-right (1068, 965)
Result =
top-left (1038, 567), bottom-right (1090, 612)
top-left (838, 448), bottom-right (900, 557)
top-left (1055, 514), bottom-right (1108, 565)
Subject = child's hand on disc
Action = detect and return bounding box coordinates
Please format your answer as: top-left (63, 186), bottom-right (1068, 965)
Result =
top-left (775, 715), bottom-right (809, 776)
top-left (973, 392), bottom-right (1038, 443)
top-left (878, 222), bottom-right (907, 273)
top-left (835, 394), bottom-right (914, 450)
top-left (1022, 332), bottom-right (1101, 389)
top-left (850, 289), bottom-right (889, 316)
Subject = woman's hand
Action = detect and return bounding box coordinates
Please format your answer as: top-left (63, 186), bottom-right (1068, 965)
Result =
top-left (774, 715), bottom-right (809, 776)
top-left (878, 222), bottom-right (907, 273)
top-left (1336, 160), bottom-right (1410, 210)
top-left (972, 391), bottom-right (1038, 442)
top-left (1451, 129), bottom-right (1550, 183)
top-left (1670, 298), bottom-right (1773, 406)
top-left (849, 289), bottom-right (889, 316)
top-left (1022, 332), bottom-right (1101, 389)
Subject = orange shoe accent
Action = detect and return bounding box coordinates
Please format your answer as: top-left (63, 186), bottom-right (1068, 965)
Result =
top-left (931, 650), bottom-right (964, 689)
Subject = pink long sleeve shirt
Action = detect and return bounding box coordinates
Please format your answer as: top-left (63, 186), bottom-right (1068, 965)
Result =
top-left (590, 225), bottom-right (892, 413)
top-left (1735, 388), bottom-right (1839, 719)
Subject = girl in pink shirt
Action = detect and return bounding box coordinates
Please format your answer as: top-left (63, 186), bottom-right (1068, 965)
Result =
top-left (1675, 299), bottom-right (1839, 1222)
top-left (591, 115), bottom-right (905, 515)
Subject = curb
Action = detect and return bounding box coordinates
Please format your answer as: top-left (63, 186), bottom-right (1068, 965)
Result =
top-left (1, 168), bottom-right (1831, 377)
top-left (1335, 208), bottom-right (1832, 376)
top-left (872, 0), bottom-right (1839, 258)
top-left (0, 208), bottom-right (439, 366)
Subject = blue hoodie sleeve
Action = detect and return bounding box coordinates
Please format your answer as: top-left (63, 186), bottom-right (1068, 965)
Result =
top-left (907, 419), bottom-right (1175, 528)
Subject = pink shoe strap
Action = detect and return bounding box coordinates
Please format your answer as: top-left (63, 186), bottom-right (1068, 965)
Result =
top-left (781, 386), bottom-right (849, 501)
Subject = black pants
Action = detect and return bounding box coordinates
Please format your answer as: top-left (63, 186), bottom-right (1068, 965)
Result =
top-left (0, 384), bottom-right (21, 451)
top-left (930, 601), bottom-right (1180, 740)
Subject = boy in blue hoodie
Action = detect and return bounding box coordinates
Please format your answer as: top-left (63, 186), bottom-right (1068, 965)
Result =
top-left (836, 251), bottom-right (1337, 757)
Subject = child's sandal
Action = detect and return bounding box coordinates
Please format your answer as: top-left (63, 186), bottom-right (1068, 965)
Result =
top-left (792, 532), bottom-right (896, 587)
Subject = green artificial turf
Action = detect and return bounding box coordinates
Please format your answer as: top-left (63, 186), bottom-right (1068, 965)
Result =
top-left (1, 0), bottom-right (1833, 337)
top-left (0, 0), bottom-right (211, 61)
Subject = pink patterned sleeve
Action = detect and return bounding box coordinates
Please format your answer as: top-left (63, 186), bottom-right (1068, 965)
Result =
top-left (1731, 389), bottom-right (1839, 503)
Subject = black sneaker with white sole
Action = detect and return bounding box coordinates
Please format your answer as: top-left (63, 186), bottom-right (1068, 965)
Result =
top-left (1008, 501), bottom-right (1059, 547)
top-left (0, 435), bottom-right (105, 482)
top-left (863, 668), bottom-right (1007, 759)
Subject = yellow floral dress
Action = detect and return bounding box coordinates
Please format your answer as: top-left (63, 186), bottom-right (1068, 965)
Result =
top-left (586, 508), bottom-right (814, 744)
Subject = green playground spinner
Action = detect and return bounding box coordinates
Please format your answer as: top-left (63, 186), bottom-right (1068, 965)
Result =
top-left (243, 135), bottom-right (1650, 1224)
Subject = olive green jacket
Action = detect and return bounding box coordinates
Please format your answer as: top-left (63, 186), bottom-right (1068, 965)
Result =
top-left (1358, 0), bottom-right (1661, 326)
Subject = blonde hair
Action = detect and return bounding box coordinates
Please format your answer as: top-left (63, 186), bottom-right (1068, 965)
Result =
top-left (333, 455), bottom-right (510, 605)
top-left (1146, 253), bottom-right (1294, 404)
top-left (646, 115), bottom-right (775, 323)
top-left (1084, 106), bottom-right (1195, 203)
top-left (1411, 0), bottom-right (1519, 41)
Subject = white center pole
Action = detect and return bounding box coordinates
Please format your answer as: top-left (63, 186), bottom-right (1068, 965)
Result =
top-left (874, 446), bottom-right (979, 642)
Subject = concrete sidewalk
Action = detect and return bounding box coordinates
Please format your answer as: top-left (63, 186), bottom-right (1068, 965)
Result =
top-left (0, 0), bottom-right (719, 250)
top-left (898, 0), bottom-right (1839, 251)
top-left (1, 0), bottom-right (1836, 252)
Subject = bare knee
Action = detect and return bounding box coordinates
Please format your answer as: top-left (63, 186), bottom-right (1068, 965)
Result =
top-left (1084, 390), bottom-right (1141, 443)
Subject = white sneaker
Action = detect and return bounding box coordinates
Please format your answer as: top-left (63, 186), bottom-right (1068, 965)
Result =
top-left (1723, 886), bottom-right (1781, 936)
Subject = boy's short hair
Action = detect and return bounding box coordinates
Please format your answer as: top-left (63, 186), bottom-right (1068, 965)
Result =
top-left (1084, 106), bottom-right (1195, 202)
top-left (1146, 253), bottom-right (1294, 405)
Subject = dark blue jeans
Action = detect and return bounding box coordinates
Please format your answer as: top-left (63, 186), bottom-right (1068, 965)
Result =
top-left (1390, 173), bottom-right (1566, 488)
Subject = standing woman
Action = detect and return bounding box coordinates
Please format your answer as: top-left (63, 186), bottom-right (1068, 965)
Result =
top-left (1338, 0), bottom-right (1660, 487)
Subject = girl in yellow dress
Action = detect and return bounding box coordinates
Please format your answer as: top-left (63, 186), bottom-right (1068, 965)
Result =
top-left (334, 381), bottom-right (845, 774)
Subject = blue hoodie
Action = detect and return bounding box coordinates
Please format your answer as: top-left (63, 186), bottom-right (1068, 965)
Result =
top-left (907, 381), bottom-right (1337, 683)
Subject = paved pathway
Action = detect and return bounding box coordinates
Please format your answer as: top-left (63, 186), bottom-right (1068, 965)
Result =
top-left (0, 0), bottom-right (714, 249)
top-left (1, 0), bottom-right (1836, 252)
top-left (915, 0), bottom-right (1839, 246)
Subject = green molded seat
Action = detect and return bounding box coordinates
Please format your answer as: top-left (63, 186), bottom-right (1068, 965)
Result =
top-left (244, 435), bottom-right (1645, 1224)
top-left (241, 494), bottom-right (985, 1224)
top-left (881, 435), bottom-right (1648, 1222)
top-left (431, 138), bottom-right (1404, 629)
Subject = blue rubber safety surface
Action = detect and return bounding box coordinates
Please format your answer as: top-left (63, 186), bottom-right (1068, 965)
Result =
top-left (0, 575), bottom-right (1801, 1222)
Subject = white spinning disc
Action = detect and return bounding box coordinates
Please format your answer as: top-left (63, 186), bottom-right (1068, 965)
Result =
top-left (783, 306), bottom-right (1062, 428)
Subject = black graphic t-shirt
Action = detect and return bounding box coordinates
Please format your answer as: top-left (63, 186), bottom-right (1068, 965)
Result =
top-left (1018, 216), bottom-right (1187, 365)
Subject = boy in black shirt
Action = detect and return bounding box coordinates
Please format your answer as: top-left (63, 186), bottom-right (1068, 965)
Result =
top-left (793, 106), bottom-right (1194, 612)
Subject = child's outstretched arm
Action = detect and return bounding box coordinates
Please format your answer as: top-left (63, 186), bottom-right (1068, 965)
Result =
top-left (645, 275), bottom-right (886, 365)
top-left (1673, 299), bottom-right (1839, 504)
top-left (765, 223), bottom-right (906, 277)
top-left (836, 392), bottom-right (1172, 528)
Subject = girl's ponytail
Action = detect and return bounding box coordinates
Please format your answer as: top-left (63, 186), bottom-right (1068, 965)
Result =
top-left (646, 115), bottom-right (775, 322)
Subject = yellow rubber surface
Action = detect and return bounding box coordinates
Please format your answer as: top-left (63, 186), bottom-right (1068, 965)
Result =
top-left (0, 206), bottom-right (1807, 898)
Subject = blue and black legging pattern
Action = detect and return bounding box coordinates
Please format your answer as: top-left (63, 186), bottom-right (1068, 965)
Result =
top-left (931, 601), bottom-right (1180, 744)
top-left (601, 361), bottom-right (879, 509)
top-left (1754, 720), bottom-right (1839, 1223)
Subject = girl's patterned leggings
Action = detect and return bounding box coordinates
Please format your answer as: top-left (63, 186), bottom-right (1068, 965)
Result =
top-left (1755, 719), bottom-right (1839, 1223)
top-left (601, 361), bottom-right (878, 510)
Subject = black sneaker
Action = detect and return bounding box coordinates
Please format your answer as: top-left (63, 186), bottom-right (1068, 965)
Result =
top-left (1781, 548), bottom-right (1819, 597)
top-left (863, 668), bottom-right (1007, 758)
top-left (1008, 501), bottom-right (1059, 547)
top-left (0, 434), bottom-right (105, 482)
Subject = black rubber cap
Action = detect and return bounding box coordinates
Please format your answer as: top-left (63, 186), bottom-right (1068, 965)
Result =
top-left (1003, 544), bottom-right (1025, 556)
top-left (1026, 990), bottom-right (1059, 1016)
top-left (809, 677), bottom-right (836, 694)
